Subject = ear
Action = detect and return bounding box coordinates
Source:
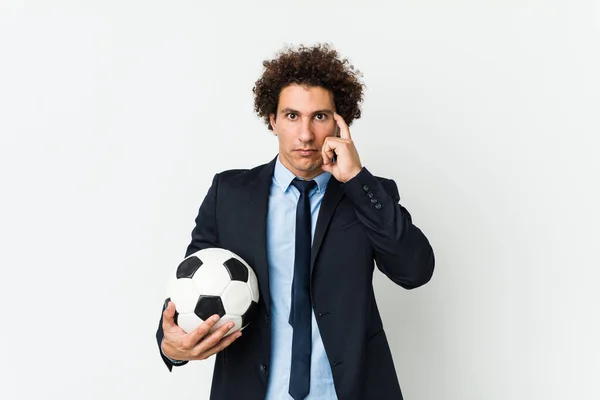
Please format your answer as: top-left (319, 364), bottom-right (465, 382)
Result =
top-left (269, 113), bottom-right (277, 134)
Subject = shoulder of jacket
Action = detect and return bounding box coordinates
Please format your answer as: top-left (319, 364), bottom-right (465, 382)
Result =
top-left (216, 169), bottom-right (250, 180)
top-left (215, 161), bottom-right (270, 184)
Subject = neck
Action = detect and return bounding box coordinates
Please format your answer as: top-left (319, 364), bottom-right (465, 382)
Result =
top-left (294, 169), bottom-right (323, 180)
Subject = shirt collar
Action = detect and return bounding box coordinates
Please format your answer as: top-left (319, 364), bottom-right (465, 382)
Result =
top-left (273, 155), bottom-right (331, 194)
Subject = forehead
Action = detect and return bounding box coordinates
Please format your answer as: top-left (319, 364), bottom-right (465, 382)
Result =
top-left (277, 84), bottom-right (334, 112)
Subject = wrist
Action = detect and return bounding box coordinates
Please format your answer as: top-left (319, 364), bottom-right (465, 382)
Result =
top-left (344, 166), bottom-right (364, 183)
top-left (161, 340), bottom-right (186, 365)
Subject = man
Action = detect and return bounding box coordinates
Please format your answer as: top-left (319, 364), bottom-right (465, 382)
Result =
top-left (156, 43), bottom-right (434, 400)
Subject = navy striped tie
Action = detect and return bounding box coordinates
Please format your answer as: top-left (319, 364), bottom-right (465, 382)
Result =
top-left (288, 178), bottom-right (316, 400)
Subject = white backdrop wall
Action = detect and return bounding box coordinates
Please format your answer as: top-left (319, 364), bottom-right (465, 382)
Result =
top-left (1, 1), bottom-right (599, 399)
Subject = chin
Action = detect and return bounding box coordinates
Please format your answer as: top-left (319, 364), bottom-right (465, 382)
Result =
top-left (282, 152), bottom-right (322, 175)
top-left (296, 157), bottom-right (321, 169)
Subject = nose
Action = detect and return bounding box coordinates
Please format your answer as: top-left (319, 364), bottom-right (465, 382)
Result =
top-left (298, 118), bottom-right (314, 143)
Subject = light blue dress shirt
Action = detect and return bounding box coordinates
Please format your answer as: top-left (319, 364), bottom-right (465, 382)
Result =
top-left (265, 156), bottom-right (338, 400)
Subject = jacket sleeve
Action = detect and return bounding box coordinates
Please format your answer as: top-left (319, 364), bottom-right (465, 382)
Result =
top-left (342, 167), bottom-right (435, 289)
top-left (155, 173), bottom-right (221, 371)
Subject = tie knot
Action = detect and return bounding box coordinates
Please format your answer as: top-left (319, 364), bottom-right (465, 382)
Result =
top-left (291, 178), bottom-right (317, 194)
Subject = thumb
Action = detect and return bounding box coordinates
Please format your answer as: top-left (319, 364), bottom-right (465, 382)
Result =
top-left (162, 300), bottom-right (176, 330)
top-left (321, 161), bottom-right (334, 175)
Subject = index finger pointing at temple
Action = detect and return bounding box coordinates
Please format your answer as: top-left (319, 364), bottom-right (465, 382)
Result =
top-left (333, 112), bottom-right (351, 140)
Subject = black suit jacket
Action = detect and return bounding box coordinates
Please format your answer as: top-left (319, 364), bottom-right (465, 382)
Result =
top-left (156, 156), bottom-right (434, 400)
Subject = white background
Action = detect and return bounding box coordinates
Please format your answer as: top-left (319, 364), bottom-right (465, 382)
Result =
top-left (1, 1), bottom-right (599, 399)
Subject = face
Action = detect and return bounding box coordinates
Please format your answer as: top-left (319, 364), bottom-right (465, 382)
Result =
top-left (270, 84), bottom-right (338, 180)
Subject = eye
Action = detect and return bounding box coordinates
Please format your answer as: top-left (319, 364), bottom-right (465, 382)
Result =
top-left (286, 113), bottom-right (297, 120)
top-left (314, 113), bottom-right (327, 121)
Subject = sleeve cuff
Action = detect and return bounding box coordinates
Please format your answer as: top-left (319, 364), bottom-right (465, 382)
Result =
top-left (343, 167), bottom-right (388, 209)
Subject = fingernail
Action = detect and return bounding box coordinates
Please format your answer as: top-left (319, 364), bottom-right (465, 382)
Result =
top-left (212, 315), bottom-right (220, 322)
top-left (228, 322), bottom-right (235, 329)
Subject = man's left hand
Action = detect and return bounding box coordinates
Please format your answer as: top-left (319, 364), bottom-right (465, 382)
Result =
top-left (321, 112), bottom-right (363, 183)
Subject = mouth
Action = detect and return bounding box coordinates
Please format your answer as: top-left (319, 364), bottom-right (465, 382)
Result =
top-left (295, 149), bottom-right (318, 156)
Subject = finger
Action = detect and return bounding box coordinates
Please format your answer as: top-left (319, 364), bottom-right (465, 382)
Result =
top-left (333, 112), bottom-right (351, 140)
top-left (191, 319), bottom-right (236, 353)
top-left (196, 331), bottom-right (242, 360)
top-left (320, 161), bottom-right (333, 174)
top-left (182, 314), bottom-right (221, 349)
top-left (321, 138), bottom-right (337, 164)
top-left (321, 149), bottom-right (330, 166)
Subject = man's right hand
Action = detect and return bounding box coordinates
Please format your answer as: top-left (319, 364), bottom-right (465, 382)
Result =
top-left (161, 300), bottom-right (242, 361)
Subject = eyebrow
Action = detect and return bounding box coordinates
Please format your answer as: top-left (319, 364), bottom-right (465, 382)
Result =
top-left (279, 108), bottom-right (334, 115)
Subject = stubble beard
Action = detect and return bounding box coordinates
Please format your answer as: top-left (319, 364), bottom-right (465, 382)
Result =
top-left (284, 152), bottom-right (324, 178)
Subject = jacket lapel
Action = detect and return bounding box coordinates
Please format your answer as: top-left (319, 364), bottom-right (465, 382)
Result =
top-left (247, 156), bottom-right (277, 314)
top-left (310, 177), bottom-right (345, 276)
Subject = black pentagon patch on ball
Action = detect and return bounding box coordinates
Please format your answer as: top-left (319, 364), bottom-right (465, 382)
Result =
top-left (241, 301), bottom-right (258, 329)
top-left (223, 257), bottom-right (248, 282)
top-left (176, 256), bottom-right (203, 279)
top-left (194, 295), bottom-right (225, 321)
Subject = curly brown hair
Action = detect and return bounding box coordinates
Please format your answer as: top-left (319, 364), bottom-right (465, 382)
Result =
top-left (253, 43), bottom-right (365, 131)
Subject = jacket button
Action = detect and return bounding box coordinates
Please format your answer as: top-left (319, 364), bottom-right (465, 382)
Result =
top-left (260, 364), bottom-right (267, 374)
top-left (367, 191), bottom-right (374, 198)
top-left (363, 185), bottom-right (369, 192)
top-left (375, 203), bottom-right (382, 210)
top-left (370, 198), bottom-right (378, 204)
top-left (264, 314), bottom-right (269, 323)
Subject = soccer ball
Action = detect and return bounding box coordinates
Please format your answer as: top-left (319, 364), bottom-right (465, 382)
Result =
top-left (165, 248), bottom-right (259, 337)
